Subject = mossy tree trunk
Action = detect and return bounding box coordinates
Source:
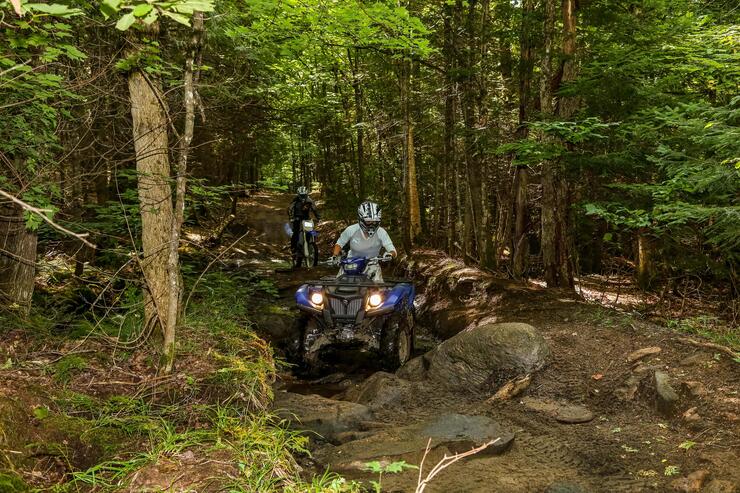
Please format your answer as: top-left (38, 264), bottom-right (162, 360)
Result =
top-left (0, 202), bottom-right (37, 313)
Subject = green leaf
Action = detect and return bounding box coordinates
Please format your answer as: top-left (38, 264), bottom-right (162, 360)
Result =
top-left (133, 3), bottom-right (153, 17)
top-left (162, 10), bottom-right (191, 26)
top-left (364, 461), bottom-right (383, 473)
top-left (116, 12), bottom-right (137, 30)
top-left (26, 3), bottom-right (82, 16)
top-left (384, 460), bottom-right (418, 473)
top-left (33, 406), bottom-right (50, 420)
top-left (100, 0), bottom-right (122, 18)
top-left (142, 8), bottom-right (159, 24)
top-left (170, 0), bottom-right (215, 14)
top-left (678, 440), bottom-right (696, 450)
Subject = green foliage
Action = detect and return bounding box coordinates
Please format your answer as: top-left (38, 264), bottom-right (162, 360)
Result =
top-left (52, 354), bottom-right (88, 384)
top-left (0, 2), bottom-right (84, 213)
top-left (666, 316), bottom-right (739, 351)
top-left (0, 471), bottom-right (29, 492)
top-left (98, 0), bottom-right (216, 29)
top-left (364, 460), bottom-right (418, 492)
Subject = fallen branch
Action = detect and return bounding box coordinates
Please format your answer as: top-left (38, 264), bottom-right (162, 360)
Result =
top-left (486, 374), bottom-right (531, 403)
top-left (204, 213), bottom-right (236, 247)
top-left (677, 337), bottom-right (739, 362)
top-left (415, 437), bottom-right (500, 493)
top-left (0, 188), bottom-right (95, 249)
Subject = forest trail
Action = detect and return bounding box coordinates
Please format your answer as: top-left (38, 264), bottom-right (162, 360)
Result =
top-left (233, 192), bottom-right (739, 493)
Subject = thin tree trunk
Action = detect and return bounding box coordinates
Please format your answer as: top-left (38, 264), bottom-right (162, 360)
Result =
top-left (162, 12), bottom-right (204, 373)
top-left (350, 49), bottom-right (366, 201)
top-left (128, 23), bottom-right (176, 356)
top-left (637, 230), bottom-right (655, 290)
top-left (512, 167), bottom-right (528, 276)
top-left (401, 59), bottom-right (421, 246)
top-left (443, 1), bottom-right (457, 255)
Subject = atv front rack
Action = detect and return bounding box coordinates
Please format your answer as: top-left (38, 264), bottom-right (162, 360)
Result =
top-left (305, 275), bottom-right (412, 288)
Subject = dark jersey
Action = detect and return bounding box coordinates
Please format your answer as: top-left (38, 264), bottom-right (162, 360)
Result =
top-left (288, 196), bottom-right (320, 221)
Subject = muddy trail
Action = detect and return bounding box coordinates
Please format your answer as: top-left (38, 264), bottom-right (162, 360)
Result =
top-left (234, 192), bottom-right (739, 493)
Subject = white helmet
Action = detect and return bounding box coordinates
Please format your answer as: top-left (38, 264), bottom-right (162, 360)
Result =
top-left (357, 201), bottom-right (381, 237)
top-left (297, 186), bottom-right (308, 198)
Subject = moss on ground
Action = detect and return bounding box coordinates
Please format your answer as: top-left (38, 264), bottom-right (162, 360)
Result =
top-left (0, 471), bottom-right (30, 492)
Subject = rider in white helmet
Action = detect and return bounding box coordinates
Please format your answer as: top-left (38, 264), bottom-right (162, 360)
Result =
top-left (331, 201), bottom-right (397, 282)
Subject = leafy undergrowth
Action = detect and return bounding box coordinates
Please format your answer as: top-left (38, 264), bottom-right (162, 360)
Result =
top-left (0, 261), bottom-right (360, 492)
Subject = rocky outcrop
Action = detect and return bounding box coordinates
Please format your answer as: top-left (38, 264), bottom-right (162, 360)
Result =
top-left (398, 322), bottom-right (550, 390)
top-left (339, 371), bottom-right (413, 410)
top-left (273, 391), bottom-right (375, 443)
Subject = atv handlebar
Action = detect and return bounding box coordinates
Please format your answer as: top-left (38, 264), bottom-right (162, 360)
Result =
top-left (321, 255), bottom-right (393, 267)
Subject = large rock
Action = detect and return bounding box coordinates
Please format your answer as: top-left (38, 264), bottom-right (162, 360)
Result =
top-left (315, 413), bottom-right (515, 469)
top-left (398, 322), bottom-right (550, 390)
top-left (273, 391), bottom-right (374, 443)
top-left (339, 371), bottom-right (413, 410)
top-left (419, 413), bottom-right (515, 456)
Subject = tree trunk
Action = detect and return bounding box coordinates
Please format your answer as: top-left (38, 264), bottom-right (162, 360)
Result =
top-left (461, 0), bottom-right (484, 263)
top-left (637, 230), bottom-right (655, 291)
top-left (401, 59), bottom-right (421, 246)
top-left (350, 49), bottom-right (366, 201)
top-left (540, 0), bottom-right (576, 289)
top-left (443, 1), bottom-right (457, 255)
top-left (127, 24), bottom-right (176, 357)
top-left (0, 203), bottom-right (37, 313)
top-left (512, 0), bottom-right (535, 279)
top-left (162, 12), bottom-right (204, 373)
top-left (512, 167), bottom-right (529, 277)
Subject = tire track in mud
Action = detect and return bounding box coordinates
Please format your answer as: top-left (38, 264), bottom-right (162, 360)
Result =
top-left (236, 193), bottom-right (738, 493)
top-left (359, 383), bottom-right (653, 492)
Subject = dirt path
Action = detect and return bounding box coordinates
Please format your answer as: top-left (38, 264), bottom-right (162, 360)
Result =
top-left (235, 192), bottom-right (739, 493)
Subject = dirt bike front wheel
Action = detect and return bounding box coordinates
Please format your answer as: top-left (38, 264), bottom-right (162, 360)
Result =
top-left (303, 242), bottom-right (319, 268)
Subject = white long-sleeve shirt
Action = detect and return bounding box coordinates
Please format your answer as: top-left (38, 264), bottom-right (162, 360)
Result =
top-left (335, 224), bottom-right (395, 259)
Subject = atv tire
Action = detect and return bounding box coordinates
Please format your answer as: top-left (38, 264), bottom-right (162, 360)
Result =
top-left (380, 312), bottom-right (414, 370)
top-left (294, 317), bottom-right (324, 377)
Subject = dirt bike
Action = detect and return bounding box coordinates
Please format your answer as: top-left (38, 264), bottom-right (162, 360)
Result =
top-left (292, 219), bottom-right (319, 268)
top-left (291, 255), bottom-right (415, 376)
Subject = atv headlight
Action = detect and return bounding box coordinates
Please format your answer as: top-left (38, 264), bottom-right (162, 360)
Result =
top-left (310, 291), bottom-right (324, 306)
top-left (344, 262), bottom-right (359, 271)
top-left (368, 293), bottom-right (383, 308)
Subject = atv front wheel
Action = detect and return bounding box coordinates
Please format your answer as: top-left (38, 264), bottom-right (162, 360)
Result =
top-left (380, 314), bottom-right (414, 370)
top-left (295, 317), bottom-right (325, 377)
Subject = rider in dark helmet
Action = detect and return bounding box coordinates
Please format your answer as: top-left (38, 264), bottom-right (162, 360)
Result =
top-left (288, 185), bottom-right (321, 257)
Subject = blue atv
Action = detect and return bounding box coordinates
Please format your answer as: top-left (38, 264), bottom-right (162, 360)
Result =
top-left (292, 256), bottom-right (415, 375)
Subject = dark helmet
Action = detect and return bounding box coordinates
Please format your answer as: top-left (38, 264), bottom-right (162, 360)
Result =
top-left (297, 186), bottom-right (308, 199)
top-left (357, 201), bottom-right (381, 237)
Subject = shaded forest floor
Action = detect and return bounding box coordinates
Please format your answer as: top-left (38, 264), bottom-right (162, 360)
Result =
top-left (0, 191), bottom-right (737, 492)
